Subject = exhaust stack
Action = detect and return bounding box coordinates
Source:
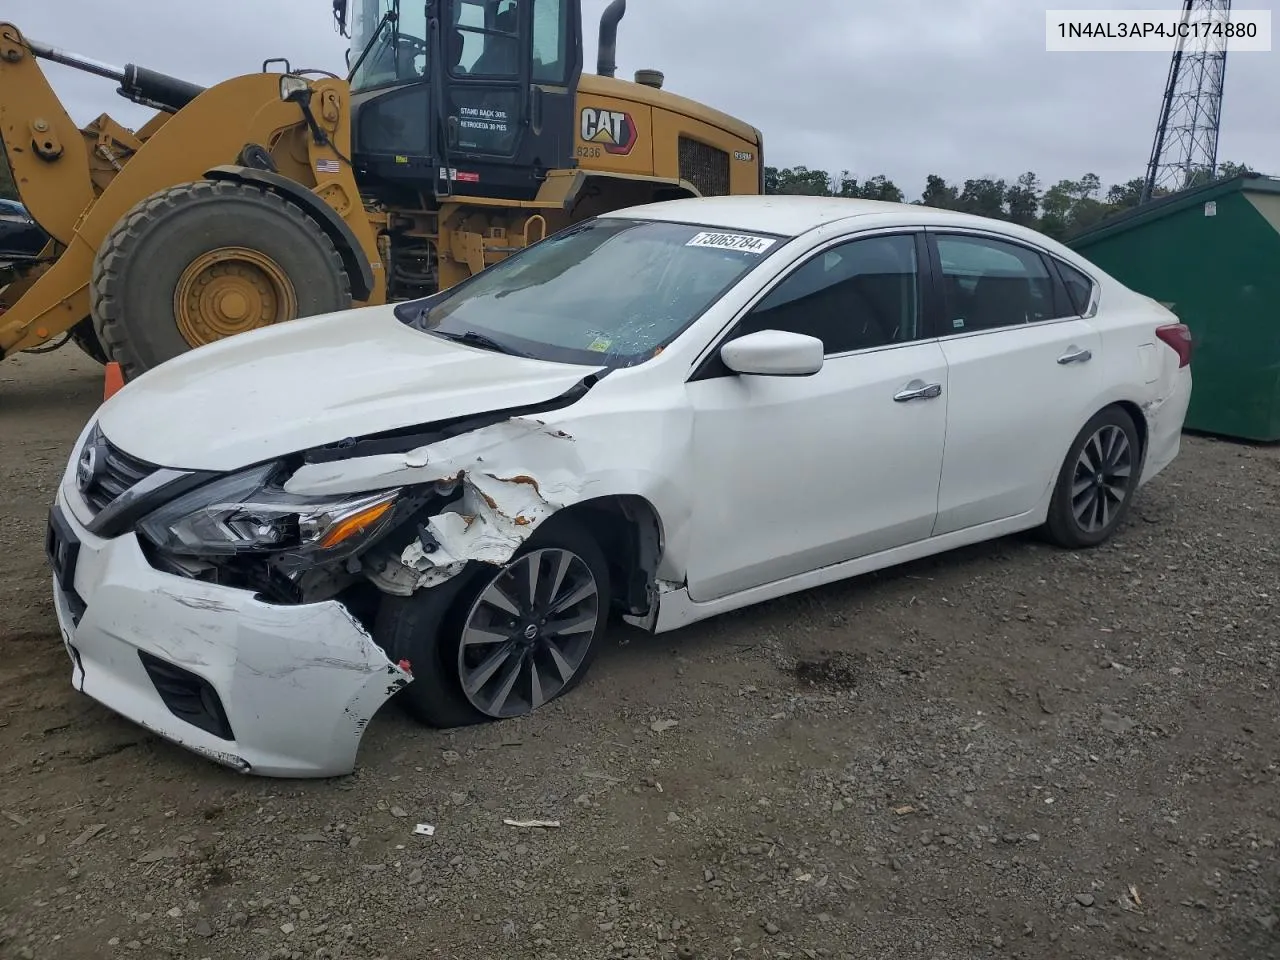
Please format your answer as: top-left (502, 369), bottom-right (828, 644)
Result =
top-left (596, 0), bottom-right (626, 78)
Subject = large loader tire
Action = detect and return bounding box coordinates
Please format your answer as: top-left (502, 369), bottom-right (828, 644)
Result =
top-left (90, 179), bottom-right (352, 379)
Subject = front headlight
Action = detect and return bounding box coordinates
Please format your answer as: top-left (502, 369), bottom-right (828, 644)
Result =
top-left (137, 462), bottom-right (401, 559)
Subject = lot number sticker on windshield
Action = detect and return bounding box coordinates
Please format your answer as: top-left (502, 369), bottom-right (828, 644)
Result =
top-left (685, 232), bottom-right (777, 255)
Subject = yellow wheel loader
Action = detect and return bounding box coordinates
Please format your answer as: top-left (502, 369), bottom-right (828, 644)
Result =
top-left (0, 0), bottom-right (764, 379)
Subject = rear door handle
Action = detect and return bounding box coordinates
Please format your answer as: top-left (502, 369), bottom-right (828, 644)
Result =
top-left (894, 379), bottom-right (943, 402)
top-left (1057, 345), bottom-right (1093, 364)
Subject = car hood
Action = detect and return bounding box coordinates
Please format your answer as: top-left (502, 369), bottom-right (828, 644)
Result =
top-left (95, 305), bottom-right (603, 472)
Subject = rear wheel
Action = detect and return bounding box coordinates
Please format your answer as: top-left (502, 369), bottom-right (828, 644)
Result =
top-left (90, 179), bottom-right (351, 379)
top-left (1044, 405), bottom-right (1142, 548)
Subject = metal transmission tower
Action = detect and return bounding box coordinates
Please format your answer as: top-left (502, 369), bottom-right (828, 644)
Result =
top-left (1141, 0), bottom-right (1231, 203)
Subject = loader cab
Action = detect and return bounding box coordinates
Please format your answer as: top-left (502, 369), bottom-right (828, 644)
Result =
top-left (344, 0), bottom-right (582, 202)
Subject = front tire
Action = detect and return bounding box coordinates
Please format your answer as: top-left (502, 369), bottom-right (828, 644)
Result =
top-left (1044, 405), bottom-right (1142, 548)
top-left (374, 515), bottom-right (612, 728)
top-left (90, 179), bottom-right (352, 380)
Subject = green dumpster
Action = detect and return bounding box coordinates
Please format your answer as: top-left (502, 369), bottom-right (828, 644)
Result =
top-left (1069, 172), bottom-right (1280, 442)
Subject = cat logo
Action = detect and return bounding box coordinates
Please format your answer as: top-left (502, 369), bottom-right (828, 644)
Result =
top-left (580, 107), bottom-right (637, 155)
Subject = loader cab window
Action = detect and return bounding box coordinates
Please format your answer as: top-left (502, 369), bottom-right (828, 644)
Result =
top-left (349, 0), bottom-right (429, 92)
top-left (452, 0), bottom-right (521, 76)
top-left (532, 0), bottom-right (569, 83)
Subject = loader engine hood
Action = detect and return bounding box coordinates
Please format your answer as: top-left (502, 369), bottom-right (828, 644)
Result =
top-left (94, 305), bottom-right (603, 472)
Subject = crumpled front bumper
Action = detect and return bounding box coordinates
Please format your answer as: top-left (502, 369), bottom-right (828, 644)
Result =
top-left (47, 487), bottom-right (412, 778)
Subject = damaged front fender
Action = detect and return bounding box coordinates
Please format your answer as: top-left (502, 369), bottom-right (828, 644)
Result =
top-left (287, 417), bottom-right (588, 590)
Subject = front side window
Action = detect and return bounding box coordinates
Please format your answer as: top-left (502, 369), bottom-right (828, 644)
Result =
top-left (401, 219), bottom-right (783, 367)
top-left (349, 0), bottom-right (429, 92)
top-left (935, 234), bottom-right (1058, 333)
top-left (732, 233), bottom-right (923, 355)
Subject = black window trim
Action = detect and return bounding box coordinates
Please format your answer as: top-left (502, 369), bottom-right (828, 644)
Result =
top-left (922, 226), bottom-right (1096, 340)
top-left (688, 226), bottom-right (940, 383)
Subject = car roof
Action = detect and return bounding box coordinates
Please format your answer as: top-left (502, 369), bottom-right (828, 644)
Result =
top-left (598, 195), bottom-right (894, 237)
top-left (599, 194), bottom-right (1095, 266)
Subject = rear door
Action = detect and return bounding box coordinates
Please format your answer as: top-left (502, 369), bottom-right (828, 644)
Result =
top-left (925, 229), bottom-right (1103, 536)
top-left (436, 0), bottom-right (581, 199)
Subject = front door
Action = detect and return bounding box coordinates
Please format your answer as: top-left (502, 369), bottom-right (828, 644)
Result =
top-left (435, 0), bottom-right (581, 199)
top-left (684, 231), bottom-right (950, 603)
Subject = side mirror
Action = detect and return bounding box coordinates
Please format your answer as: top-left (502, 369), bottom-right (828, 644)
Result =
top-left (720, 329), bottom-right (824, 377)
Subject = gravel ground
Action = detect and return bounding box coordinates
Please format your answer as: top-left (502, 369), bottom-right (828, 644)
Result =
top-left (1, 347), bottom-right (1278, 960)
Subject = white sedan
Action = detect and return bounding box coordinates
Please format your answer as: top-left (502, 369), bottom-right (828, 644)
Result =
top-left (46, 195), bottom-right (1193, 777)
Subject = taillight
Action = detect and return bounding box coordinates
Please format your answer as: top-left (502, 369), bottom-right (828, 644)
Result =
top-left (1156, 323), bottom-right (1193, 368)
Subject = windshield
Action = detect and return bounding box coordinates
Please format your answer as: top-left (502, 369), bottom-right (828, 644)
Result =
top-left (400, 218), bottom-right (785, 367)
top-left (349, 0), bottom-right (428, 92)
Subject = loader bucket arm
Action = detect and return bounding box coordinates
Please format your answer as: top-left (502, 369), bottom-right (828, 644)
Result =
top-left (0, 23), bottom-right (96, 246)
top-left (0, 71), bottom-right (381, 358)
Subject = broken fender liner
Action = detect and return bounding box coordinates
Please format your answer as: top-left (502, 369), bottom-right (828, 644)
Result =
top-left (301, 375), bottom-right (600, 466)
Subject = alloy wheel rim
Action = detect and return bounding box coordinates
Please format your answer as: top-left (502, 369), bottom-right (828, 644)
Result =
top-left (1071, 424), bottom-right (1133, 533)
top-left (457, 548), bottom-right (600, 718)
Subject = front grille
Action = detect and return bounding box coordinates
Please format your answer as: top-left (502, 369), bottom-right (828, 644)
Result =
top-left (139, 650), bottom-right (235, 741)
top-left (678, 137), bottom-right (731, 197)
top-left (78, 425), bottom-right (159, 517)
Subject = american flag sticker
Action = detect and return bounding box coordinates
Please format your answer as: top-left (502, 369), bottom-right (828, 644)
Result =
top-left (316, 159), bottom-right (340, 173)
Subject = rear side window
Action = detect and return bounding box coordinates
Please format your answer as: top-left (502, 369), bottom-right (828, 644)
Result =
top-left (1056, 260), bottom-right (1097, 316)
top-left (934, 234), bottom-right (1059, 333)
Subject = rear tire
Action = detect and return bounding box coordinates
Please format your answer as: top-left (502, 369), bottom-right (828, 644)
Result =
top-left (1043, 405), bottom-right (1142, 549)
top-left (374, 514), bottom-right (612, 729)
top-left (90, 179), bottom-right (352, 380)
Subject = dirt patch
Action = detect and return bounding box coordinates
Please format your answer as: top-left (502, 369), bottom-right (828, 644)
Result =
top-left (2, 348), bottom-right (1279, 960)
top-left (791, 650), bottom-right (864, 690)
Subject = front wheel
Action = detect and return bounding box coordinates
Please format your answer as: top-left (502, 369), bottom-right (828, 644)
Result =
top-left (374, 515), bottom-right (612, 728)
top-left (1043, 405), bottom-right (1142, 548)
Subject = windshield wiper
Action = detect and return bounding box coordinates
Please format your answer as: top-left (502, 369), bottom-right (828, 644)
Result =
top-left (432, 329), bottom-right (530, 358)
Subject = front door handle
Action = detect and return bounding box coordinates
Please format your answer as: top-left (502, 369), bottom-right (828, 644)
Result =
top-left (894, 379), bottom-right (943, 402)
top-left (1057, 345), bottom-right (1093, 364)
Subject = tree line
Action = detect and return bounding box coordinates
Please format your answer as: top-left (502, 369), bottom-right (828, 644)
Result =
top-left (0, 145), bottom-right (1257, 240)
top-left (764, 162), bottom-right (1257, 240)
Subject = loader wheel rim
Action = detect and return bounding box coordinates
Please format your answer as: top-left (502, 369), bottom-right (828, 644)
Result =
top-left (173, 247), bottom-right (297, 346)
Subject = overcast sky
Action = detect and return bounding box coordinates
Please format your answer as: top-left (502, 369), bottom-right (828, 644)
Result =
top-left (17, 0), bottom-right (1277, 198)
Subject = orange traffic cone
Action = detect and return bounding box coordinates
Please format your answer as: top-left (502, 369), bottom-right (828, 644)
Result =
top-left (103, 362), bottom-right (125, 402)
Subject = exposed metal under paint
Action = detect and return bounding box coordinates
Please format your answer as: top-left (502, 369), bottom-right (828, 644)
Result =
top-left (399, 468), bottom-right (578, 587)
